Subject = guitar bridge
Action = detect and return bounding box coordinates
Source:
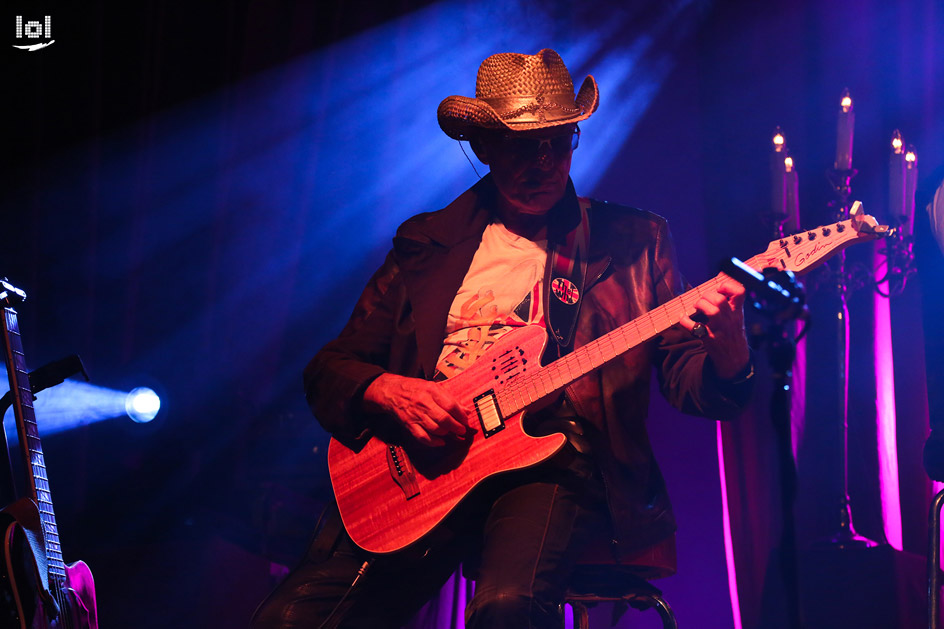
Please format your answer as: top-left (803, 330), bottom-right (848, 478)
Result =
top-left (473, 390), bottom-right (504, 437)
top-left (386, 445), bottom-right (420, 500)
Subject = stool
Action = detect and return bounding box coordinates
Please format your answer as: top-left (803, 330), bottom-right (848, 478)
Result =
top-left (564, 534), bottom-right (678, 629)
top-left (929, 488), bottom-right (944, 629)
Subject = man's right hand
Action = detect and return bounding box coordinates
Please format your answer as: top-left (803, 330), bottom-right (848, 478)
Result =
top-left (361, 374), bottom-right (474, 446)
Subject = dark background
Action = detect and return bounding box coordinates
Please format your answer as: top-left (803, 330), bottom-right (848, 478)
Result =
top-left (3, 0), bottom-right (941, 626)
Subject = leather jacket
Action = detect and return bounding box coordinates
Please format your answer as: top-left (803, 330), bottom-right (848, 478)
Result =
top-left (304, 174), bottom-right (752, 556)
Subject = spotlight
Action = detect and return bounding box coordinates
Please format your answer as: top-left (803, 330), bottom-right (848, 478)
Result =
top-left (125, 387), bottom-right (161, 423)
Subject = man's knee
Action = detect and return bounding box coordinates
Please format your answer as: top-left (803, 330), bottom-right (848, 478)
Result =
top-left (248, 595), bottom-right (290, 629)
top-left (466, 588), bottom-right (562, 628)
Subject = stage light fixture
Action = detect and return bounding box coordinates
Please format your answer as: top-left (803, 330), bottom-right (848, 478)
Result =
top-left (125, 387), bottom-right (161, 423)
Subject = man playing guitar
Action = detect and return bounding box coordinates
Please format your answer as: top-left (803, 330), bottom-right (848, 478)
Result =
top-left (251, 48), bottom-right (753, 628)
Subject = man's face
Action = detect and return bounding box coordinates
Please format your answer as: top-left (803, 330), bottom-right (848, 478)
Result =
top-left (477, 124), bottom-right (578, 217)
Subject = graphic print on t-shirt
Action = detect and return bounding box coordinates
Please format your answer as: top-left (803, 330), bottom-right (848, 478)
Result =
top-left (435, 222), bottom-right (547, 380)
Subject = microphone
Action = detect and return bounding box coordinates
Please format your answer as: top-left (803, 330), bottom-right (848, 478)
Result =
top-left (720, 257), bottom-right (808, 322)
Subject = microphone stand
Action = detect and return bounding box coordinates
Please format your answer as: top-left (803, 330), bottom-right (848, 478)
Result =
top-left (723, 257), bottom-right (808, 629)
top-left (822, 168), bottom-right (878, 548)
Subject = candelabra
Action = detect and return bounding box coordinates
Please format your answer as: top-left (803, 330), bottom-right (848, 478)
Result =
top-left (818, 163), bottom-right (879, 548)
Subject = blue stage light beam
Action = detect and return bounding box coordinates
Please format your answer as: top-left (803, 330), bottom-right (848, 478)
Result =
top-left (11, 0), bottom-right (709, 422)
top-left (1, 367), bottom-right (161, 435)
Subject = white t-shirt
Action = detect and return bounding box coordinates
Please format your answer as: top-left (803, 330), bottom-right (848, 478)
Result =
top-left (435, 221), bottom-right (546, 379)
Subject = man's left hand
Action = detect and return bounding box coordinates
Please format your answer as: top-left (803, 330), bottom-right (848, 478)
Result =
top-left (679, 277), bottom-right (750, 379)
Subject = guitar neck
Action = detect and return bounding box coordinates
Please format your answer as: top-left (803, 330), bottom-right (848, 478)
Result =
top-left (495, 234), bottom-right (837, 416)
top-left (1, 306), bottom-right (67, 587)
top-left (496, 269), bottom-right (731, 416)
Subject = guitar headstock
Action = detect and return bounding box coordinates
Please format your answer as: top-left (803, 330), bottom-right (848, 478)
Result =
top-left (0, 279), bottom-right (27, 308)
top-left (752, 201), bottom-right (889, 276)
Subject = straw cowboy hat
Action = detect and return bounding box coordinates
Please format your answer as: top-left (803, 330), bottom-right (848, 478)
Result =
top-left (437, 48), bottom-right (599, 140)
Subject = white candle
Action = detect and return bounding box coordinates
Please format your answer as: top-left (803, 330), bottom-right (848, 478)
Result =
top-left (771, 128), bottom-right (787, 227)
top-left (889, 130), bottom-right (906, 232)
top-left (903, 147), bottom-right (918, 238)
top-left (784, 154), bottom-right (800, 234)
top-left (835, 89), bottom-right (855, 171)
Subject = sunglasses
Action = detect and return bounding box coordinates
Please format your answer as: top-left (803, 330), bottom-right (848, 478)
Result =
top-left (495, 126), bottom-right (580, 159)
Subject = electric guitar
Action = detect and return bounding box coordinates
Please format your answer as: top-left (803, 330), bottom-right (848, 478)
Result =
top-left (329, 202), bottom-right (887, 554)
top-left (0, 280), bottom-right (97, 628)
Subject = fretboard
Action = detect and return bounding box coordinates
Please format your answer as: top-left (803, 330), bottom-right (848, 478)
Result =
top-left (2, 307), bottom-right (66, 587)
top-left (495, 253), bottom-right (767, 416)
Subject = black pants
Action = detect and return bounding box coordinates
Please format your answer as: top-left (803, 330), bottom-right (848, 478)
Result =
top-left (250, 452), bottom-right (608, 629)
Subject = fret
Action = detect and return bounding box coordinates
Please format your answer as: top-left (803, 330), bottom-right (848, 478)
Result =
top-left (502, 391), bottom-right (518, 415)
top-left (536, 377), bottom-right (550, 398)
top-left (500, 390), bottom-right (514, 415)
top-left (578, 347), bottom-right (593, 371)
top-left (530, 381), bottom-right (542, 402)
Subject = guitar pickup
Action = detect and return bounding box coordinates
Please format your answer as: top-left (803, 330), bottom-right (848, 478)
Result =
top-left (386, 445), bottom-right (420, 500)
top-left (473, 390), bottom-right (505, 437)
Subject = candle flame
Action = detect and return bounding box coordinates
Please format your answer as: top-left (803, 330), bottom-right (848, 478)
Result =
top-left (772, 128), bottom-right (785, 151)
top-left (906, 150), bottom-right (917, 165)
top-left (784, 156), bottom-right (794, 172)
top-left (840, 88), bottom-right (853, 113)
top-left (891, 130), bottom-right (903, 153)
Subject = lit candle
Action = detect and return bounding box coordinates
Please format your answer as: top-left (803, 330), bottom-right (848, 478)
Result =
top-left (784, 154), bottom-right (800, 234)
top-left (835, 89), bottom-right (855, 171)
top-left (903, 146), bottom-right (918, 238)
top-left (889, 130), bottom-right (906, 232)
top-left (771, 127), bottom-right (787, 228)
